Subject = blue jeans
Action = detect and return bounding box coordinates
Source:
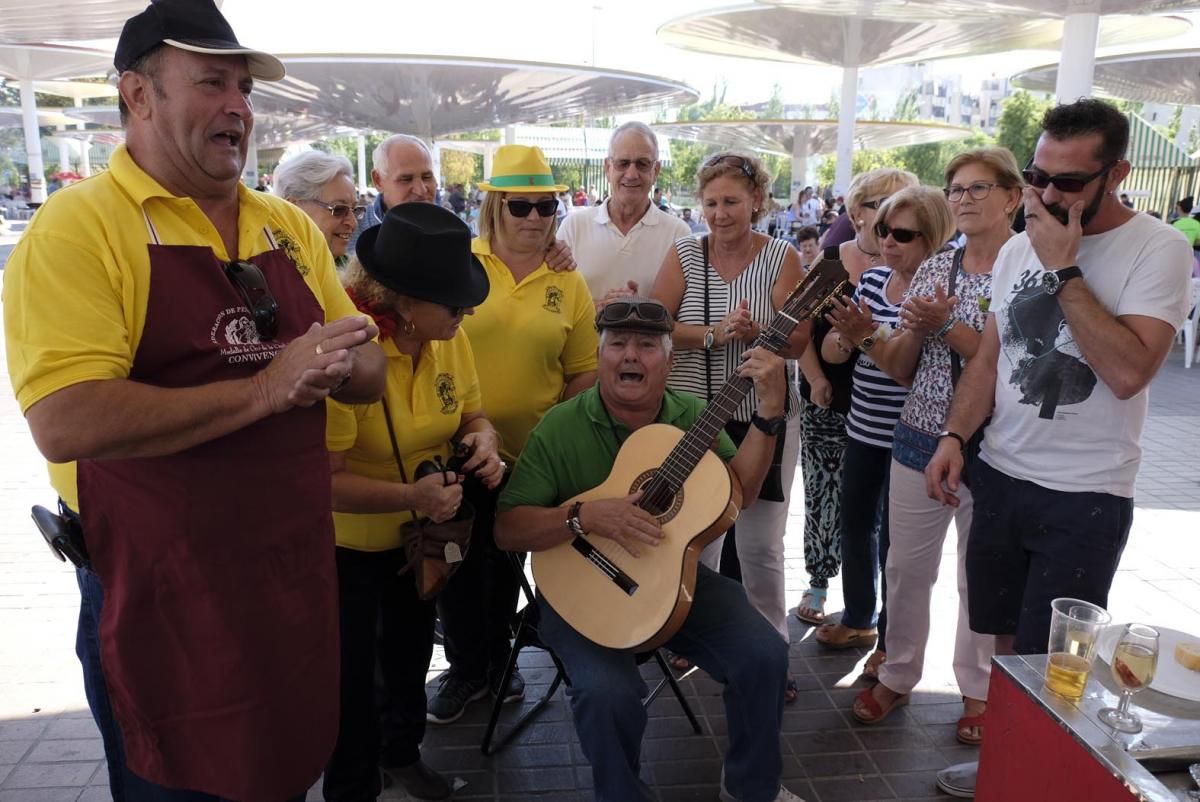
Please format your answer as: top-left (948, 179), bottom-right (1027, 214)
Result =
top-left (838, 438), bottom-right (891, 646)
top-left (76, 566), bottom-right (306, 802)
top-left (538, 565), bottom-right (787, 802)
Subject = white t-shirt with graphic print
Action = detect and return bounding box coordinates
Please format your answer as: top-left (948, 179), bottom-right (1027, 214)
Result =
top-left (980, 212), bottom-right (1193, 497)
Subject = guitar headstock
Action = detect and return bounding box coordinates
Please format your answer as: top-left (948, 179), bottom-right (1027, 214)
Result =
top-left (780, 254), bottom-right (850, 323)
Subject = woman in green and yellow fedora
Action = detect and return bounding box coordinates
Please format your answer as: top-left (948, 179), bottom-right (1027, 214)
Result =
top-left (428, 145), bottom-right (599, 724)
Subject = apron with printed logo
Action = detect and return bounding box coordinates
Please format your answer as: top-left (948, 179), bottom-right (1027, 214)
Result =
top-left (77, 216), bottom-right (339, 801)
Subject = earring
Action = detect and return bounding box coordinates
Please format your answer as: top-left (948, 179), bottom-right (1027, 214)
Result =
top-left (856, 219), bottom-right (864, 226)
top-left (400, 317), bottom-right (415, 336)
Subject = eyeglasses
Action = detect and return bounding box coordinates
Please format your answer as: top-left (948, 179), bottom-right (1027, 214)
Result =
top-left (502, 198), bottom-right (559, 218)
top-left (306, 199), bottom-right (366, 221)
top-left (610, 158), bottom-right (656, 173)
top-left (596, 300), bottom-right (670, 328)
top-left (1022, 160), bottom-right (1114, 193)
top-left (945, 182), bottom-right (1000, 202)
top-left (225, 261), bottom-right (279, 340)
top-left (704, 154), bottom-right (756, 183)
top-left (860, 197), bottom-right (887, 210)
top-left (874, 222), bottom-right (923, 244)
top-left (444, 305), bottom-right (465, 317)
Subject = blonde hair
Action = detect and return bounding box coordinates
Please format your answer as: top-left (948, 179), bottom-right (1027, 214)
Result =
top-left (845, 168), bottom-right (919, 220)
top-left (944, 146), bottom-right (1025, 222)
top-left (478, 191), bottom-right (557, 252)
top-left (876, 186), bottom-right (956, 261)
top-left (342, 256), bottom-right (399, 309)
top-left (696, 152), bottom-right (772, 223)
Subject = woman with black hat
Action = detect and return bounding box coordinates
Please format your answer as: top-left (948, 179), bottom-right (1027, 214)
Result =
top-left (323, 203), bottom-right (504, 801)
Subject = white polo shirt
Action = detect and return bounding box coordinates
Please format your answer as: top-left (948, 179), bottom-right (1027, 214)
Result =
top-left (559, 199), bottom-right (692, 300)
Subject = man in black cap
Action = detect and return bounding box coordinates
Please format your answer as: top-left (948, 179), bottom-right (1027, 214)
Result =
top-left (2, 0), bottom-right (386, 799)
top-left (494, 299), bottom-right (805, 802)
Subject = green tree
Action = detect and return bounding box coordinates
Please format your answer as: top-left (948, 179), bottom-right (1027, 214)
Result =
top-left (658, 83), bottom-right (754, 196)
top-left (815, 148), bottom-right (902, 186)
top-left (1166, 105), bottom-right (1183, 144)
top-left (440, 150), bottom-right (480, 186)
top-left (892, 132), bottom-right (993, 185)
top-left (893, 89), bottom-right (920, 122)
top-left (995, 90), bottom-right (1052, 168)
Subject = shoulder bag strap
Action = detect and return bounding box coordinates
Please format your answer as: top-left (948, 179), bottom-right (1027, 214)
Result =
top-left (948, 247), bottom-right (965, 387)
top-left (380, 396), bottom-right (411, 486)
top-left (701, 235), bottom-right (714, 401)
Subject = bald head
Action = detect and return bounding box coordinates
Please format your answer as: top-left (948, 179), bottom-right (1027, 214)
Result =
top-left (372, 134), bottom-right (437, 207)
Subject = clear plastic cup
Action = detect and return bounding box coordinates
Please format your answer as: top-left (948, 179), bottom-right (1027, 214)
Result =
top-left (1044, 597), bottom-right (1112, 700)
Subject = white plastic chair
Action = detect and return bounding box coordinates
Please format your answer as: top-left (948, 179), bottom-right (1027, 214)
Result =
top-left (1181, 278), bottom-right (1200, 368)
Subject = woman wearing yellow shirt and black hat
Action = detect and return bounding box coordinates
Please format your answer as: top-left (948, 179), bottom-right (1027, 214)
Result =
top-left (323, 203), bottom-right (503, 801)
top-left (429, 145), bottom-right (600, 724)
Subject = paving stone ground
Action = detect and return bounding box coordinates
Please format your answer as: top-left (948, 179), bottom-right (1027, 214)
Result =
top-left (1, 261), bottom-right (1197, 801)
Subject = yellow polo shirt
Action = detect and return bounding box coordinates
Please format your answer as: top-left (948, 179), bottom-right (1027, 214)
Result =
top-left (463, 238), bottom-right (598, 462)
top-left (3, 145), bottom-right (356, 511)
top-left (325, 330), bottom-right (482, 551)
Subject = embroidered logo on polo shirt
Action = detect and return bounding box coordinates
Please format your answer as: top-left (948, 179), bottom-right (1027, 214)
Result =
top-left (435, 373), bottom-right (458, 414)
top-left (272, 229), bottom-right (310, 276)
top-left (543, 286), bottom-right (564, 313)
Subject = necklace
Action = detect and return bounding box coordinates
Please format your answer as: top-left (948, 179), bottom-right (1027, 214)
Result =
top-left (854, 236), bottom-right (881, 265)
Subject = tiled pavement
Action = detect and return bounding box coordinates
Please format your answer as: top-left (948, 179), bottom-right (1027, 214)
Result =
top-left (0, 297), bottom-right (1197, 800)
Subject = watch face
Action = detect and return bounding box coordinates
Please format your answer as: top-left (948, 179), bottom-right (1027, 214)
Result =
top-left (1042, 271), bottom-right (1060, 294)
top-left (861, 336), bottom-right (875, 350)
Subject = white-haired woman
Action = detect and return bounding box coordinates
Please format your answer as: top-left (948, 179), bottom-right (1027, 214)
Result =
top-left (274, 150), bottom-right (364, 263)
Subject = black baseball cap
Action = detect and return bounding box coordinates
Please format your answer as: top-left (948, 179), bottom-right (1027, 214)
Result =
top-left (115, 0), bottom-right (285, 81)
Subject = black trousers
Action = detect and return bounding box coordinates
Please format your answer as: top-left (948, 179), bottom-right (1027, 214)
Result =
top-left (323, 546), bottom-right (435, 802)
top-left (437, 476), bottom-right (520, 682)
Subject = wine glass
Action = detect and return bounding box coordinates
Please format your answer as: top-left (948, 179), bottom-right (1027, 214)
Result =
top-left (1099, 623), bottom-right (1159, 734)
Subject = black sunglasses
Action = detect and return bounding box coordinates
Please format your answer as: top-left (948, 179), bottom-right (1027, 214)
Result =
top-left (503, 198), bottom-right (559, 218)
top-left (225, 261), bottom-right (279, 340)
top-left (596, 301), bottom-right (669, 327)
top-left (704, 154), bottom-right (756, 183)
top-left (1022, 160), bottom-right (1114, 193)
top-left (860, 197), bottom-right (887, 210)
top-left (874, 222), bottom-right (923, 244)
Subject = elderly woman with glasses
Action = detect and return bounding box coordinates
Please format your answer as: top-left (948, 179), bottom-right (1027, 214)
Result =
top-left (323, 202), bottom-right (502, 801)
top-left (829, 149), bottom-right (1022, 742)
top-left (651, 151), bottom-right (806, 700)
top-left (273, 150), bottom-right (365, 264)
top-left (427, 145), bottom-right (600, 726)
top-left (818, 186), bottom-right (955, 701)
top-left (796, 169), bottom-right (918, 677)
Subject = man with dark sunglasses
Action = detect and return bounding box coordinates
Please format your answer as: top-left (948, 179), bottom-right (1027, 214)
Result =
top-left (558, 122), bottom-right (691, 309)
top-left (2, 1), bottom-right (387, 799)
top-left (924, 99), bottom-right (1193, 798)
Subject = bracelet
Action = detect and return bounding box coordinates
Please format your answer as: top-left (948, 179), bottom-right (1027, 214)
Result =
top-left (938, 430), bottom-right (966, 449)
top-left (566, 501), bottom-right (586, 537)
top-left (934, 317), bottom-right (956, 339)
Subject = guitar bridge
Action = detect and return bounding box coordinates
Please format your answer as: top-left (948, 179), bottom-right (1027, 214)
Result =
top-left (570, 537), bottom-right (638, 596)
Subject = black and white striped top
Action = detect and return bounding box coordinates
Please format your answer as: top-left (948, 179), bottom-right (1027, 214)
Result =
top-left (846, 266), bottom-right (909, 449)
top-left (668, 235), bottom-right (796, 423)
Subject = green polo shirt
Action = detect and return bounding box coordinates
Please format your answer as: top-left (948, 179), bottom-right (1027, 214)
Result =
top-left (498, 385), bottom-right (738, 511)
top-left (1173, 215), bottom-right (1200, 247)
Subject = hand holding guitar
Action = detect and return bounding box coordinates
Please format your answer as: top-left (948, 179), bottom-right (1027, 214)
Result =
top-left (735, 347), bottom-right (786, 417)
top-left (578, 491), bottom-right (663, 558)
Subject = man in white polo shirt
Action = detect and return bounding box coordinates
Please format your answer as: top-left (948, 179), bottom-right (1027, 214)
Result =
top-left (559, 122), bottom-right (691, 307)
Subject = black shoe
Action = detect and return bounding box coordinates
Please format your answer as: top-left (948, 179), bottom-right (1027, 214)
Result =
top-left (386, 759), bottom-right (451, 801)
top-left (426, 673), bottom-right (487, 724)
top-left (489, 666), bottom-right (526, 704)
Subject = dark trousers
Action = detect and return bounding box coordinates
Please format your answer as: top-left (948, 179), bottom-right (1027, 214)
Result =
top-left (838, 439), bottom-right (891, 650)
top-left (323, 546), bottom-right (436, 802)
top-left (437, 478), bottom-right (519, 681)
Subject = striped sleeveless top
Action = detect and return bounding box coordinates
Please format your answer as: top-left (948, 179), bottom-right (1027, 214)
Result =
top-left (846, 266), bottom-right (909, 448)
top-left (668, 235), bottom-right (797, 423)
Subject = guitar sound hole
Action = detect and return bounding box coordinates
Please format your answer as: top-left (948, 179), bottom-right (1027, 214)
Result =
top-left (631, 470), bottom-right (684, 522)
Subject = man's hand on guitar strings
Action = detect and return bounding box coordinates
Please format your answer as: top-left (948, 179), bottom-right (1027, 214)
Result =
top-left (736, 347), bottom-right (786, 418)
top-left (578, 491), bottom-right (664, 558)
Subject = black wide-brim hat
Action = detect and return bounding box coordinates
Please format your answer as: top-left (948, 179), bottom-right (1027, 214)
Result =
top-left (115, 0), bottom-right (285, 81)
top-left (356, 203), bottom-right (490, 309)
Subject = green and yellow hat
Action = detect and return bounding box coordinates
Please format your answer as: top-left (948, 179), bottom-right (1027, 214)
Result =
top-left (477, 145), bottom-right (568, 193)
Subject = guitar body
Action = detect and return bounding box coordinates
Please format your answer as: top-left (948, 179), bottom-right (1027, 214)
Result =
top-left (532, 423), bottom-right (743, 651)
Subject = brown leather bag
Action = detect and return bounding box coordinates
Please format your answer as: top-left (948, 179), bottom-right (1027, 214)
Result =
top-left (381, 398), bottom-right (473, 600)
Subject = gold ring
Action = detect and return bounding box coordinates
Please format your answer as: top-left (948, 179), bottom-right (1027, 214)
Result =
top-left (315, 343), bottom-right (324, 356)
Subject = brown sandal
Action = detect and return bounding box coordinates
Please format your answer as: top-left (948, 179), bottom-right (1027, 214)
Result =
top-left (815, 622), bottom-right (878, 650)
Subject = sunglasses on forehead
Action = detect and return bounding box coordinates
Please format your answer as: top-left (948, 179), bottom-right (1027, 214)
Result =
top-left (704, 154), bottom-right (756, 182)
top-left (502, 198), bottom-right (559, 218)
top-left (873, 222), bottom-right (923, 244)
top-left (225, 260), bottom-right (279, 340)
top-left (596, 300), bottom-right (670, 328)
top-left (1022, 160), bottom-right (1115, 193)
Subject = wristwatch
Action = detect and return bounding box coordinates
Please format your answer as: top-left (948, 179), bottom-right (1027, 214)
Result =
top-left (938, 430), bottom-right (966, 449)
top-left (566, 501), bottom-right (586, 537)
top-left (703, 327), bottom-right (716, 350)
top-left (751, 412), bottom-right (787, 436)
top-left (1041, 266), bottom-right (1083, 295)
top-left (858, 334), bottom-right (877, 352)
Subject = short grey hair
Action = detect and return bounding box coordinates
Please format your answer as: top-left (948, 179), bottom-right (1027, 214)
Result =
top-left (373, 134), bottom-right (432, 179)
top-left (607, 121), bottom-right (660, 162)
top-left (598, 327), bottom-right (673, 356)
top-left (273, 151), bottom-right (353, 202)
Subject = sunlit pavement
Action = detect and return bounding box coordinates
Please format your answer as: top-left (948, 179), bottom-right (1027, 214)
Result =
top-left (0, 266), bottom-right (1196, 800)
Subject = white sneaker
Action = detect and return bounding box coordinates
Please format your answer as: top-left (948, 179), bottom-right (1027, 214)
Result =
top-left (936, 761), bottom-right (978, 799)
top-left (719, 772), bottom-right (806, 802)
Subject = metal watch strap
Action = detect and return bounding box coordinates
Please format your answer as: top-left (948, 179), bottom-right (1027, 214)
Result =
top-left (566, 500), bottom-right (586, 537)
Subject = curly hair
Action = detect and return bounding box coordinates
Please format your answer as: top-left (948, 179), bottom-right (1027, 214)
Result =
top-left (1041, 98), bottom-right (1129, 166)
top-left (697, 152), bottom-right (772, 223)
top-left (342, 257), bottom-right (400, 309)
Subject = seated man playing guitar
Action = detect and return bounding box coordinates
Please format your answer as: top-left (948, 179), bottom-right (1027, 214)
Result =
top-left (495, 297), bottom-right (803, 802)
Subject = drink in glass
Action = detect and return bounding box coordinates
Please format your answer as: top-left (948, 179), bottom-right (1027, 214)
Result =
top-left (1100, 624), bottom-right (1159, 733)
top-left (1044, 597), bottom-right (1111, 700)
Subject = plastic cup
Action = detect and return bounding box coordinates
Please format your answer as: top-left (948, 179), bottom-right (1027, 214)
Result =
top-left (1044, 597), bottom-right (1111, 700)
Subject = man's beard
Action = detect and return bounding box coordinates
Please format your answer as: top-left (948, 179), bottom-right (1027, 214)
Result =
top-left (1044, 180), bottom-right (1107, 228)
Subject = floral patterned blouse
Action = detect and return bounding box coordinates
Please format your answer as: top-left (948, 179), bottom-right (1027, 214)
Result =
top-left (899, 249), bottom-right (992, 435)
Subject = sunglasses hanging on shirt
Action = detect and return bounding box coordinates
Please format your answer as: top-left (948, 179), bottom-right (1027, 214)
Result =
top-left (225, 260), bottom-right (279, 340)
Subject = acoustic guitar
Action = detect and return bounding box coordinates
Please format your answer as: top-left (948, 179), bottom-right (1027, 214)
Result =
top-left (532, 256), bottom-right (849, 650)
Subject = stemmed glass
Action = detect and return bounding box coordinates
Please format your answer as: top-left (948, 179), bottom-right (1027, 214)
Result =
top-left (1099, 623), bottom-right (1160, 734)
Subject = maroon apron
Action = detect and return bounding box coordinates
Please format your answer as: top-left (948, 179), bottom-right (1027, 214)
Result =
top-left (77, 221), bottom-right (338, 801)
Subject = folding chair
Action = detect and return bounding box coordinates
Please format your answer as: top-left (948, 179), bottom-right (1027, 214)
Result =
top-left (480, 552), bottom-right (702, 756)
